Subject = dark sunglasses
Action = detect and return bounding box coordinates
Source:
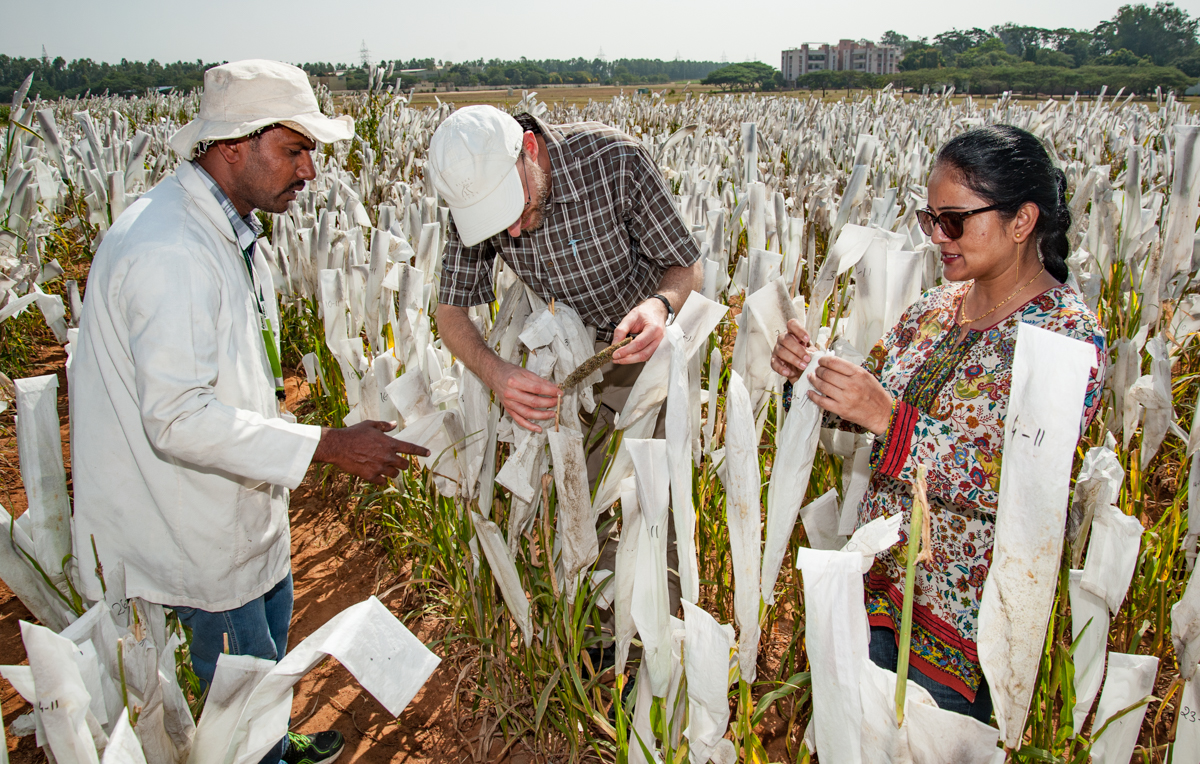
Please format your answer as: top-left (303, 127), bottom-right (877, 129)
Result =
top-left (916, 204), bottom-right (1002, 240)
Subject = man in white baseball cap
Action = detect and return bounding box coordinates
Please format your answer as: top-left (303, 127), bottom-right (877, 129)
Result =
top-left (72, 60), bottom-right (427, 764)
top-left (428, 105), bottom-right (701, 681)
top-left (428, 104), bottom-right (700, 456)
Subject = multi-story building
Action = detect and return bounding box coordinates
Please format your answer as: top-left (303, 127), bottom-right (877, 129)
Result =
top-left (781, 39), bottom-right (901, 84)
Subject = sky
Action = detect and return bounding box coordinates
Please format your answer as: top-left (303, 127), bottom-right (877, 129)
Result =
top-left (5, 0), bottom-right (1200, 67)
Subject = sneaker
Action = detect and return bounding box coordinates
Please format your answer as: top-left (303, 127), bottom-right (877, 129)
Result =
top-left (282, 730), bottom-right (345, 764)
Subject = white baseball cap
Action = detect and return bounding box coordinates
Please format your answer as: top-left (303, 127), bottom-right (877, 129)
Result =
top-left (169, 60), bottom-right (355, 160)
top-left (427, 105), bottom-right (526, 247)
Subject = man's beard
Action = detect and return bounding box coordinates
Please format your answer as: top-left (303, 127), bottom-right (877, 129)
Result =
top-left (521, 159), bottom-right (552, 232)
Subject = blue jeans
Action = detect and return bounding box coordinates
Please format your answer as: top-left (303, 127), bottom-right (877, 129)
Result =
top-left (868, 626), bottom-right (994, 724)
top-left (172, 573), bottom-right (294, 764)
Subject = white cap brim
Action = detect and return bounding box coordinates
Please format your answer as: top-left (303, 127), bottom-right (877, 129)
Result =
top-left (168, 113), bottom-right (355, 160)
top-left (449, 162), bottom-right (525, 247)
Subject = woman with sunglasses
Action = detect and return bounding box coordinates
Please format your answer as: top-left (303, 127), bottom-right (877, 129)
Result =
top-left (771, 124), bottom-right (1106, 721)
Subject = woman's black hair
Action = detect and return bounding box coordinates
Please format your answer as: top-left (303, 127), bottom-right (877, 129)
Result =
top-left (935, 124), bottom-right (1070, 283)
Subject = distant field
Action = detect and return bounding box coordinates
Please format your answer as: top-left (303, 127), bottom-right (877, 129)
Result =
top-left (390, 83), bottom-right (1192, 110)
top-left (400, 82), bottom-right (719, 108)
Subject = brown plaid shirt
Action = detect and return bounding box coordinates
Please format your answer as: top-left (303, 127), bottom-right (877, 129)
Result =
top-left (438, 115), bottom-right (700, 342)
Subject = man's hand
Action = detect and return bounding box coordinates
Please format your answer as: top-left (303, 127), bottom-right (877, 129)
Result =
top-left (313, 420), bottom-right (430, 485)
top-left (485, 360), bottom-right (561, 433)
top-left (770, 318), bottom-right (815, 383)
top-left (805, 355), bottom-right (893, 435)
top-left (611, 298), bottom-right (669, 365)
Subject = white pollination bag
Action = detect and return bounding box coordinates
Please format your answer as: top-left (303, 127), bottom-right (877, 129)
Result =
top-left (471, 512), bottom-right (533, 647)
top-left (665, 325), bottom-right (699, 603)
top-left (1079, 503), bottom-right (1143, 614)
top-left (858, 657), bottom-right (934, 764)
top-left (704, 347), bottom-right (722, 455)
top-left (796, 514), bottom-right (902, 764)
top-left (1069, 570), bottom-right (1109, 734)
top-left (16, 375), bottom-right (72, 589)
top-left (1172, 566), bottom-right (1200, 681)
top-left (614, 476), bottom-right (643, 675)
top-left (681, 600), bottom-right (736, 764)
top-left (905, 696), bottom-right (1002, 764)
top-left (628, 617), bottom-right (686, 764)
top-left (101, 709), bottom-right (147, 764)
top-left (722, 372), bottom-right (762, 682)
top-left (977, 324), bottom-right (1097, 750)
top-left (839, 442), bottom-right (874, 536)
top-left (799, 489), bottom-right (844, 552)
top-left (1171, 678), bottom-right (1200, 763)
top-left (22, 621), bottom-right (104, 764)
top-left (628, 438), bottom-right (673, 698)
top-left (616, 293), bottom-right (727, 431)
top-left (762, 352), bottom-right (828, 603)
top-left (1088, 652), bottom-right (1158, 764)
top-left (731, 279), bottom-right (798, 421)
top-left (194, 597), bottom-right (440, 764)
top-left (1068, 439), bottom-right (1123, 565)
top-left (548, 427), bottom-right (598, 598)
top-left (0, 502), bottom-right (75, 632)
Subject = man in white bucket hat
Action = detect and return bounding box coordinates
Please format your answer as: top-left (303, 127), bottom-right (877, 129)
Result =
top-left (72, 59), bottom-right (427, 764)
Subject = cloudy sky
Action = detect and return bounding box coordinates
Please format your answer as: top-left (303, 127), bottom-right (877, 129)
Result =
top-left (5, 0), bottom-right (1200, 66)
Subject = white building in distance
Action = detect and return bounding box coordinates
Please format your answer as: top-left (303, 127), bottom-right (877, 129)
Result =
top-left (781, 39), bottom-right (901, 83)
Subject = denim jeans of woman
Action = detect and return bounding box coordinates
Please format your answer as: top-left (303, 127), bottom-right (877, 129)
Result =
top-left (868, 626), bottom-right (994, 724)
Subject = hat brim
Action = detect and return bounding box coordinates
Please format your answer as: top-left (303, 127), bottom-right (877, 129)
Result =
top-left (450, 163), bottom-right (525, 247)
top-left (168, 112), bottom-right (355, 160)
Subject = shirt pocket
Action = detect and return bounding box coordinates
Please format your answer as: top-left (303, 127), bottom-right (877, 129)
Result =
top-left (233, 483), bottom-right (282, 566)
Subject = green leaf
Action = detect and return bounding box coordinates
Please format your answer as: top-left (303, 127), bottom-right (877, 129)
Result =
top-left (751, 671), bottom-right (811, 727)
top-left (534, 667), bottom-right (561, 727)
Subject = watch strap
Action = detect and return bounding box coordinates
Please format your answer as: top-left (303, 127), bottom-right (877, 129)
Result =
top-left (650, 293), bottom-right (674, 325)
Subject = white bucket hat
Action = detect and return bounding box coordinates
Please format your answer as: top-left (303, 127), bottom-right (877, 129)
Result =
top-left (427, 105), bottom-right (526, 247)
top-left (169, 59), bottom-right (355, 160)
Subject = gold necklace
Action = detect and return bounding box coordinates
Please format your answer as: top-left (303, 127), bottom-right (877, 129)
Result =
top-left (958, 265), bottom-right (1045, 326)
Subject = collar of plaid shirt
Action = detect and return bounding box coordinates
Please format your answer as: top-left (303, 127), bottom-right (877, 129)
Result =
top-left (190, 161), bottom-right (264, 254)
top-left (524, 113), bottom-right (584, 203)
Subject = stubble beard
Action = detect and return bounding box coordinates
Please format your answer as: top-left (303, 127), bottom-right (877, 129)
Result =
top-left (239, 141), bottom-right (303, 214)
top-left (522, 159), bottom-right (552, 232)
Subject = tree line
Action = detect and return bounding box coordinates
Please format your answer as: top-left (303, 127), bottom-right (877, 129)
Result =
top-left (5, 3), bottom-right (1198, 103)
top-left (885, 2), bottom-right (1199, 74)
top-left (0, 54), bottom-right (726, 102)
top-left (0, 57), bottom-right (210, 102)
top-left (698, 2), bottom-right (1200, 96)
top-left (314, 58), bottom-right (725, 89)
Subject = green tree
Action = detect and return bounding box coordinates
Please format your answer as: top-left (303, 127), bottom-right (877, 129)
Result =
top-left (991, 24), bottom-right (1051, 60)
top-left (900, 46), bottom-right (945, 71)
top-left (701, 62), bottom-right (779, 90)
top-left (956, 38), bottom-right (1023, 68)
top-left (1045, 28), bottom-right (1100, 66)
top-left (880, 31), bottom-right (918, 53)
top-left (1035, 49), bottom-right (1076, 67)
top-left (1173, 49), bottom-right (1200, 76)
top-left (933, 28), bottom-right (995, 62)
top-left (1093, 2), bottom-right (1199, 65)
top-left (1094, 47), bottom-right (1153, 66)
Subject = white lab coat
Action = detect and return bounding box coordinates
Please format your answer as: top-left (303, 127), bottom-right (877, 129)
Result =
top-left (71, 160), bottom-right (321, 611)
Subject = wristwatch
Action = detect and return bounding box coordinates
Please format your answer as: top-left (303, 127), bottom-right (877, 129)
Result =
top-left (650, 294), bottom-right (675, 326)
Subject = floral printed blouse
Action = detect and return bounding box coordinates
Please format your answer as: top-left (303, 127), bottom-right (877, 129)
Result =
top-left (845, 281), bottom-right (1105, 702)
